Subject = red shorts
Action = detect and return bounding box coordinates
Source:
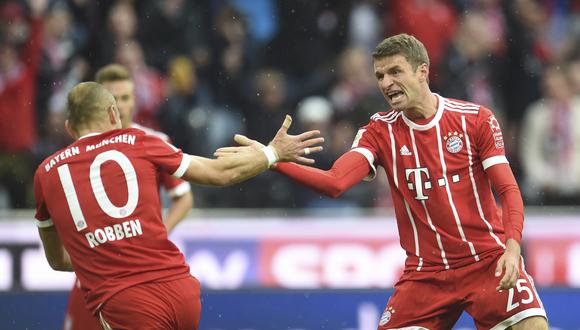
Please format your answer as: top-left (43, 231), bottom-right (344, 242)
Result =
top-left (63, 279), bottom-right (101, 330)
top-left (99, 276), bottom-right (201, 330)
top-left (378, 252), bottom-right (546, 330)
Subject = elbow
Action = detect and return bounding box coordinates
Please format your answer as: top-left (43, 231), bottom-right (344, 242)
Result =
top-left (47, 259), bottom-right (72, 271)
top-left (324, 183), bottom-right (349, 199)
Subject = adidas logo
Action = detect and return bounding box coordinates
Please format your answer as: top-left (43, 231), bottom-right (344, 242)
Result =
top-left (400, 145), bottom-right (412, 156)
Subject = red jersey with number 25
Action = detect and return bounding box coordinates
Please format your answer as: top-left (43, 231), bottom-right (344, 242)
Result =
top-left (34, 128), bottom-right (191, 313)
top-left (352, 94), bottom-right (508, 272)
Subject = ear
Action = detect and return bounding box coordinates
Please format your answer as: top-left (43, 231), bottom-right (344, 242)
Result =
top-left (64, 120), bottom-right (78, 140)
top-left (108, 104), bottom-right (122, 128)
top-left (418, 63), bottom-right (429, 83)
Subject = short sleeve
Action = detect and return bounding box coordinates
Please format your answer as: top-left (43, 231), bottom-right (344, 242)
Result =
top-left (141, 134), bottom-right (190, 178)
top-left (33, 168), bottom-right (53, 227)
top-left (475, 107), bottom-right (509, 170)
top-left (350, 119), bottom-right (382, 181)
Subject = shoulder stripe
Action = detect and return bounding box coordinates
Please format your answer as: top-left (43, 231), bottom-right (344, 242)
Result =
top-left (445, 99), bottom-right (480, 110)
top-left (372, 111), bottom-right (401, 123)
top-left (445, 108), bottom-right (480, 114)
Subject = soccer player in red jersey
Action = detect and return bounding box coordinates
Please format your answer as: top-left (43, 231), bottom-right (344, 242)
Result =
top-left (224, 34), bottom-right (548, 329)
top-left (34, 82), bottom-right (323, 329)
top-left (62, 64), bottom-right (194, 330)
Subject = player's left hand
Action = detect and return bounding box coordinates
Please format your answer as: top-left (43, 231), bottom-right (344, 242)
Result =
top-left (213, 135), bottom-right (264, 158)
top-left (495, 239), bottom-right (521, 292)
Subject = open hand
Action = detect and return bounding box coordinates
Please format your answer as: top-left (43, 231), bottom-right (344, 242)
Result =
top-left (495, 239), bottom-right (521, 291)
top-left (214, 115), bottom-right (324, 165)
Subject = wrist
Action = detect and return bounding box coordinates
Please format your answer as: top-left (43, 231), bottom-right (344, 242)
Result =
top-left (261, 146), bottom-right (279, 168)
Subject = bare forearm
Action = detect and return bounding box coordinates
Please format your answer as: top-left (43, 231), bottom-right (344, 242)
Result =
top-left (165, 192), bottom-right (193, 232)
top-left (182, 149), bottom-right (269, 187)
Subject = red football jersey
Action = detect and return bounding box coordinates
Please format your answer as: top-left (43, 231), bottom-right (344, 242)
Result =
top-left (34, 128), bottom-right (191, 313)
top-left (131, 123), bottom-right (191, 197)
top-left (352, 94), bottom-right (508, 271)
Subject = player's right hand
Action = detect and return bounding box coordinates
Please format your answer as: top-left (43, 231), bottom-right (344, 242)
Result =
top-left (268, 115), bottom-right (324, 165)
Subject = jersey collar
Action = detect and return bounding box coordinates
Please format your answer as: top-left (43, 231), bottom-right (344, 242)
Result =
top-left (401, 93), bottom-right (444, 131)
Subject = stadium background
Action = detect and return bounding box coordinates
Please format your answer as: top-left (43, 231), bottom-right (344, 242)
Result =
top-left (1, 0), bottom-right (579, 329)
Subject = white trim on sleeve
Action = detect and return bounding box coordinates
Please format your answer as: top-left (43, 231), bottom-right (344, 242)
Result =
top-left (482, 155), bottom-right (509, 170)
top-left (36, 218), bottom-right (54, 228)
top-left (351, 148), bottom-right (377, 181)
top-left (490, 308), bottom-right (547, 330)
top-left (172, 154), bottom-right (191, 178)
top-left (167, 182), bottom-right (191, 198)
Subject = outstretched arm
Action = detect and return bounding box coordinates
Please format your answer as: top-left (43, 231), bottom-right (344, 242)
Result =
top-left (274, 152), bottom-right (371, 198)
top-left (181, 115), bottom-right (324, 187)
top-left (217, 134), bottom-right (371, 197)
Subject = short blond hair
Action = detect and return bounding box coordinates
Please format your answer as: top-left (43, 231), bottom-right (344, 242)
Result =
top-left (372, 34), bottom-right (430, 70)
top-left (67, 82), bottom-right (115, 132)
top-left (95, 64), bottom-right (131, 83)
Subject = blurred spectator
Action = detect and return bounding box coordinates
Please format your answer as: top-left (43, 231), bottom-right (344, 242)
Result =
top-left (86, 0), bottom-right (138, 69)
top-left (567, 58), bottom-right (580, 95)
top-left (36, 1), bottom-right (88, 139)
top-left (519, 64), bottom-right (580, 205)
top-left (265, 1), bottom-right (350, 101)
top-left (209, 5), bottom-right (253, 113)
top-left (502, 0), bottom-right (550, 164)
top-left (115, 39), bottom-right (165, 130)
top-left (0, 0), bottom-right (47, 208)
top-left (137, 0), bottom-right (210, 71)
top-left (329, 46), bottom-right (382, 124)
top-left (347, 0), bottom-right (382, 52)
top-left (297, 97), bottom-right (379, 210)
top-left (438, 11), bottom-right (506, 119)
top-left (230, 0), bottom-right (278, 46)
top-left (243, 68), bottom-right (292, 144)
top-left (387, 0), bottom-right (458, 84)
top-left (158, 55), bottom-right (228, 157)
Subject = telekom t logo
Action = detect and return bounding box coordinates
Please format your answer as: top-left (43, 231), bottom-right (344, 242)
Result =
top-left (405, 167), bottom-right (432, 200)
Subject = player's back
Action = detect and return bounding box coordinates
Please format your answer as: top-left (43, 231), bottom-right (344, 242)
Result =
top-left (34, 128), bottom-right (190, 313)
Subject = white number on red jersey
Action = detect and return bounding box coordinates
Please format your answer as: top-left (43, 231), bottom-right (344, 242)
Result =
top-left (57, 150), bottom-right (139, 231)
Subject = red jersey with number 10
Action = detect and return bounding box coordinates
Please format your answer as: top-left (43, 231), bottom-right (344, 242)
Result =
top-left (34, 128), bottom-right (191, 313)
top-left (352, 94), bottom-right (508, 272)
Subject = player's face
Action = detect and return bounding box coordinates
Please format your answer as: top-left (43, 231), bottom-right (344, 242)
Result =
top-left (102, 80), bottom-right (135, 129)
top-left (373, 55), bottom-right (426, 111)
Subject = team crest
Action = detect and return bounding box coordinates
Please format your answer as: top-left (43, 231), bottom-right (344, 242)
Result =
top-left (443, 131), bottom-right (463, 153)
top-left (379, 306), bottom-right (395, 325)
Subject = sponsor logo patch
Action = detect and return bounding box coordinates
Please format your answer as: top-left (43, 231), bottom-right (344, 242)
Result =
top-left (487, 116), bottom-right (504, 149)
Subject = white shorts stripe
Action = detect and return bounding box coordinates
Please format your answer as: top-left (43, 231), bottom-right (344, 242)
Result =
top-left (482, 155), bottom-right (509, 170)
top-left (99, 311), bottom-right (114, 330)
top-left (489, 308), bottom-right (547, 330)
top-left (172, 154), bottom-right (191, 178)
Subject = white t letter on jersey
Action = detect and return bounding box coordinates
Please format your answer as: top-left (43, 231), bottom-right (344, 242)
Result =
top-left (405, 168), bottom-right (431, 200)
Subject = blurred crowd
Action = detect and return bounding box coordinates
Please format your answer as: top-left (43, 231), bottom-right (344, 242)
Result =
top-left (1, 0), bottom-right (580, 209)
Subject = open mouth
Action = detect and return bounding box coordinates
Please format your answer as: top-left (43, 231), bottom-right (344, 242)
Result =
top-left (387, 91), bottom-right (404, 102)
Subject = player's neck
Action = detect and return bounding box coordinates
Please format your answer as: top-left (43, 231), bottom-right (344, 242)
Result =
top-left (76, 125), bottom-right (119, 140)
top-left (403, 92), bottom-right (438, 120)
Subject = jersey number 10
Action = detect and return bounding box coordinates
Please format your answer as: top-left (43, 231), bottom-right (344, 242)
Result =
top-left (57, 150), bottom-right (140, 231)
